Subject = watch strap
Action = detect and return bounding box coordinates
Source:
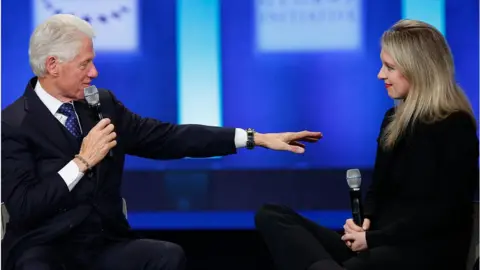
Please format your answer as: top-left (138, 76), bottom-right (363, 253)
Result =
top-left (246, 128), bottom-right (255, 150)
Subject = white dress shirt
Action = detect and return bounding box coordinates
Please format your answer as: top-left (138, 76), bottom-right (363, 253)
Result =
top-left (34, 82), bottom-right (248, 191)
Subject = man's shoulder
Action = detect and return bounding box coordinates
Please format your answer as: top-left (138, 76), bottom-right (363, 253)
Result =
top-left (97, 88), bottom-right (111, 94)
top-left (2, 96), bottom-right (27, 127)
top-left (96, 88), bottom-right (115, 103)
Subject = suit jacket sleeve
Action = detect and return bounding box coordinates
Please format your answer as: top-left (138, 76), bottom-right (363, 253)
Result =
top-left (363, 108), bottom-right (395, 219)
top-left (1, 121), bottom-right (70, 228)
top-left (366, 112), bottom-right (479, 248)
top-left (106, 91), bottom-right (238, 159)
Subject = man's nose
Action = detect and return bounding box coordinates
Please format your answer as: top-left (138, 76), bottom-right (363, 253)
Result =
top-left (88, 64), bottom-right (99, 78)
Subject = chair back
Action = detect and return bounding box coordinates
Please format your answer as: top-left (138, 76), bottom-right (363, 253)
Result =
top-left (1, 202), bottom-right (10, 240)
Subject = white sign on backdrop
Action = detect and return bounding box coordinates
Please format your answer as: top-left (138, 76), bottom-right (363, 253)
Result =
top-left (32, 0), bottom-right (139, 52)
top-left (256, 0), bottom-right (363, 52)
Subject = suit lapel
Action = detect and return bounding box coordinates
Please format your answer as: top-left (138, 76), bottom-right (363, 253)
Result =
top-left (23, 79), bottom-right (79, 157)
top-left (74, 100), bottom-right (97, 138)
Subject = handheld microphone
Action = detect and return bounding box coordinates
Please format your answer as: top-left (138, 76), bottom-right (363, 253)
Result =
top-left (346, 169), bottom-right (364, 226)
top-left (84, 85), bottom-right (113, 157)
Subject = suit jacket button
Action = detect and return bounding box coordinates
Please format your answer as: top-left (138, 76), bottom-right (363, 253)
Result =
top-left (87, 171), bottom-right (94, 178)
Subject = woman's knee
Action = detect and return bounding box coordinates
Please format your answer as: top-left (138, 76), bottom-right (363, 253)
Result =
top-left (161, 242), bottom-right (186, 269)
top-left (254, 203), bottom-right (293, 230)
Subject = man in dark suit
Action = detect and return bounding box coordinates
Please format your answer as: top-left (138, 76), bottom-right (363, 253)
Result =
top-left (1, 14), bottom-right (322, 270)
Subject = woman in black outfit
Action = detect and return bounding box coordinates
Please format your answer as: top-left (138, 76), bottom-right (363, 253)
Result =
top-left (254, 19), bottom-right (479, 270)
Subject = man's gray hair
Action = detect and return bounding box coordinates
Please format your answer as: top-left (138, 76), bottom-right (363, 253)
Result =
top-left (29, 14), bottom-right (95, 77)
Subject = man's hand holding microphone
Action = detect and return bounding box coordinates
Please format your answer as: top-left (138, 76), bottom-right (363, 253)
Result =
top-left (73, 118), bottom-right (117, 172)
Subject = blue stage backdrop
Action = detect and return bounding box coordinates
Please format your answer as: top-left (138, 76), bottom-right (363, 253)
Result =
top-left (2, 0), bottom-right (478, 230)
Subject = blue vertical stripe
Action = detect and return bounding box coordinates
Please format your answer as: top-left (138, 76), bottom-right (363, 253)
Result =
top-left (402, 0), bottom-right (445, 35)
top-left (177, 0), bottom-right (222, 126)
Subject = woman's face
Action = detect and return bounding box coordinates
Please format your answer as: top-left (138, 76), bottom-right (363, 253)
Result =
top-left (377, 49), bottom-right (410, 99)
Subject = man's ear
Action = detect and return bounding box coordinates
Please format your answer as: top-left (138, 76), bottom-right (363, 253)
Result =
top-left (45, 56), bottom-right (60, 77)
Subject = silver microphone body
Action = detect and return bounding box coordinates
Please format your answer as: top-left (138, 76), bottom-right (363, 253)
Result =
top-left (346, 169), bottom-right (364, 226)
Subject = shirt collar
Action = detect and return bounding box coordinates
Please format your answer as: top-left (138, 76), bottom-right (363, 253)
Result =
top-left (34, 81), bottom-right (68, 115)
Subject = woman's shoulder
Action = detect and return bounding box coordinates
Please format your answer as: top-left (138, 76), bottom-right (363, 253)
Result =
top-left (379, 107), bottom-right (396, 128)
top-left (384, 107), bottom-right (396, 118)
top-left (434, 110), bottom-right (477, 131)
top-left (425, 110), bottom-right (478, 145)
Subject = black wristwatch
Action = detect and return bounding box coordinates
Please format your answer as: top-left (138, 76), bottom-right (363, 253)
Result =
top-left (246, 128), bottom-right (256, 150)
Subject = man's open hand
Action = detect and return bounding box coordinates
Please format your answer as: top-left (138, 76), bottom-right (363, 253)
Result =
top-left (254, 131), bottom-right (323, 153)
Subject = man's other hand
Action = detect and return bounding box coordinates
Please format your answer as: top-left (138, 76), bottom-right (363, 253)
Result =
top-left (254, 131), bottom-right (323, 153)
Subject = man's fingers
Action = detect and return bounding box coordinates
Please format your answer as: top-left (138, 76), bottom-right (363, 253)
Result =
top-left (300, 131), bottom-right (322, 138)
top-left (108, 140), bottom-right (117, 149)
top-left (103, 123), bottom-right (115, 134)
top-left (289, 141), bottom-right (306, 148)
top-left (107, 132), bottom-right (117, 142)
top-left (288, 131), bottom-right (322, 142)
top-left (271, 141), bottom-right (302, 154)
top-left (301, 137), bottom-right (321, 142)
top-left (94, 118), bottom-right (111, 130)
top-left (289, 145), bottom-right (305, 154)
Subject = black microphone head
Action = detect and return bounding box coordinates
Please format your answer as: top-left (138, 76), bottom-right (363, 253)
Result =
top-left (346, 169), bottom-right (362, 189)
top-left (84, 85), bottom-right (100, 106)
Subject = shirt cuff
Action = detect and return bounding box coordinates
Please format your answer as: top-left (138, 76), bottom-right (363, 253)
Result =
top-left (58, 160), bottom-right (85, 191)
top-left (234, 128), bottom-right (247, 148)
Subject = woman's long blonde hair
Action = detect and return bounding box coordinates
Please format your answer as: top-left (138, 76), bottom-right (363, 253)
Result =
top-left (380, 19), bottom-right (476, 149)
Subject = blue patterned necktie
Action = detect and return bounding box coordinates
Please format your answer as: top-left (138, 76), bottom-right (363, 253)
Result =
top-left (57, 103), bottom-right (82, 139)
